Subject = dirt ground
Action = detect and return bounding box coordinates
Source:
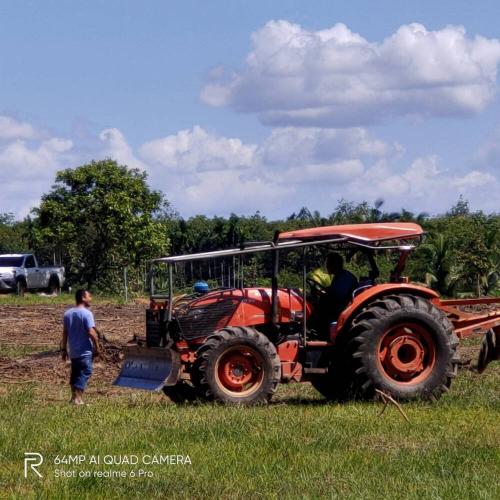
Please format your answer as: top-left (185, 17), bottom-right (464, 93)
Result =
top-left (0, 301), bottom-right (490, 396)
top-left (0, 302), bottom-right (147, 394)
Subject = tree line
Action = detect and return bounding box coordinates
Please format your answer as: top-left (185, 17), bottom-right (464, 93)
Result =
top-left (0, 160), bottom-right (498, 297)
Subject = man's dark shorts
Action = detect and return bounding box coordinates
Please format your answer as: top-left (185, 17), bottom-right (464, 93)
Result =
top-left (70, 356), bottom-right (93, 390)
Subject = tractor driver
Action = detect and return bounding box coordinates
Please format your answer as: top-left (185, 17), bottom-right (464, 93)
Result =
top-left (316, 253), bottom-right (358, 337)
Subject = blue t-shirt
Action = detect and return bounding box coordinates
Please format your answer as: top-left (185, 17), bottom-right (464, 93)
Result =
top-left (64, 307), bottom-right (96, 358)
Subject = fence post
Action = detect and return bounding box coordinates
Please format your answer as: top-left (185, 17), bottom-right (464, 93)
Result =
top-left (124, 267), bottom-right (128, 302)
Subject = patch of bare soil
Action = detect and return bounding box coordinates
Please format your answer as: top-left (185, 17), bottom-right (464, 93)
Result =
top-left (0, 302), bottom-right (496, 389)
top-left (0, 303), bottom-right (146, 387)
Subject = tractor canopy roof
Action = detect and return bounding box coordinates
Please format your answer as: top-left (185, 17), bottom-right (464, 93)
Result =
top-left (278, 222), bottom-right (423, 243)
top-left (153, 223), bottom-right (424, 264)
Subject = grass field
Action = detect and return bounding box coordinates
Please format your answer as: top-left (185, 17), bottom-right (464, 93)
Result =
top-left (0, 299), bottom-right (498, 499)
top-left (0, 292), bottom-right (133, 306)
top-left (1, 362), bottom-right (499, 499)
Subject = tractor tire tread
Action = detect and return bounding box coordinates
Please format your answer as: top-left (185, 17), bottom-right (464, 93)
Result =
top-left (348, 294), bottom-right (459, 401)
top-left (194, 326), bottom-right (280, 404)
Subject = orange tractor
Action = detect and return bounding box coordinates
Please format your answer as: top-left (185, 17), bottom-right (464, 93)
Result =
top-left (115, 223), bottom-right (500, 404)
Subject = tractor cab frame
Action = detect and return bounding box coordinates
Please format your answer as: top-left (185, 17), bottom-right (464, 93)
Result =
top-left (149, 223), bottom-right (419, 341)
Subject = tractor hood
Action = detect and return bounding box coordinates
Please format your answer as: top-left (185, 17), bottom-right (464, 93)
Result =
top-left (172, 287), bottom-right (309, 341)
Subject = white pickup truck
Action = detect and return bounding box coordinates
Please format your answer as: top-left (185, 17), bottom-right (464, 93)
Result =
top-left (0, 253), bottom-right (65, 296)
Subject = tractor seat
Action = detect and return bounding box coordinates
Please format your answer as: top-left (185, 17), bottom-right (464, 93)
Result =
top-left (352, 277), bottom-right (375, 299)
top-left (358, 276), bottom-right (375, 287)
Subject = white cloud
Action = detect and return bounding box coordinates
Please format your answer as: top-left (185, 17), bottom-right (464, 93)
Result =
top-left (99, 128), bottom-right (147, 171)
top-left (180, 169), bottom-right (293, 215)
top-left (0, 137), bottom-right (73, 179)
top-left (120, 126), bottom-right (500, 216)
top-left (0, 115), bottom-right (39, 141)
top-left (140, 125), bottom-right (256, 172)
top-left (139, 126), bottom-right (280, 213)
top-left (280, 160), bottom-right (365, 185)
top-left (259, 127), bottom-right (401, 167)
top-left (1, 116), bottom-right (498, 219)
top-left (201, 21), bottom-right (500, 127)
top-left (347, 155), bottom-right (499, 212)
top-left (136, 125), bottom-right (398, 213)
top-left (452, 170), bottom-right (496, 189)
top-left (0, 127), bottom-right (74, 216)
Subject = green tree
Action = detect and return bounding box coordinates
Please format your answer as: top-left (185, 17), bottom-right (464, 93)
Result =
top-left (0, 213), bottom-right (29, 253)
top-left (31, 160), bottom-right (171, 291)
top-left (444, 211), bottom-right (490, 296)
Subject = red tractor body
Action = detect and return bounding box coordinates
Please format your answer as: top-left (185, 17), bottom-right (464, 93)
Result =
top-left (172, 286), bottom-right (310, 334)
top-left (115, 223), bottom-right (500, 404)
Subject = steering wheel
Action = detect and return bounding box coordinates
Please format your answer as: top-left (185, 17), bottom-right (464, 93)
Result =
top-left (306, 277), bottom-right (328, 297)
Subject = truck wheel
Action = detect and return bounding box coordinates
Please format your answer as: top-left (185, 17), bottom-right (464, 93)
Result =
top-left (16, 279), bottom-right (26, 297)
top-left (348, 294), bottom-right (459, 401)
top-left (195, 327), bottom-right (280, 404)
top-left (48, 277), bottom-right (60, 295)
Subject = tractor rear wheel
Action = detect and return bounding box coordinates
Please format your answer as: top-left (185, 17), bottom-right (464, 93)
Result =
top-left (195, 327), bottom-right (280, 404)
top-left (348, 294), bottom-right (459, 400)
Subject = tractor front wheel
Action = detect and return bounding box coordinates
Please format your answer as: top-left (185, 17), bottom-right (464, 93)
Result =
top-left (348, 294), bottom-right (459, 400)
top-left (195, 327), bottom-right (280, 404)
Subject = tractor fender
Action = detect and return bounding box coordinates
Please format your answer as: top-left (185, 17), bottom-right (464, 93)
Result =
top-left (334, 283), bottom-right (440, 340)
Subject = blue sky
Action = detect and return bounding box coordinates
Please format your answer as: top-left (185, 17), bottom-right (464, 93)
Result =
top-left (1, 1), bottom-right (499, 218)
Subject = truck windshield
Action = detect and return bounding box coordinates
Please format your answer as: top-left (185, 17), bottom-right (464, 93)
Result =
top-left (0, 256), bottom-right (24, 267)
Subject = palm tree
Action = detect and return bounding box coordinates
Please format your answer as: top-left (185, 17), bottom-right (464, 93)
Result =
top-left (365, 200), bottom-right (429, 223)
top-left (480, 255), bottom-right (499, 295)
top-left (421, 234), bottom-right (463, 296)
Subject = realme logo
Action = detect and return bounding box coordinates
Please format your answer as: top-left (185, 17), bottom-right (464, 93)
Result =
top-left (24, 452), bottom-right (43, 478)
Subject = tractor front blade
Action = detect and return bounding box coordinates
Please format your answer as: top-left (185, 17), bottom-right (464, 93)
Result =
top-left (113, 346), bottom-right (180, 391)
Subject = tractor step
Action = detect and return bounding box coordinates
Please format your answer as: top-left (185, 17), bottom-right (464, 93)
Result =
top-left (113, 345), bottom-right (180, 391)
top-left (303, 367), bottom-right (328, 375)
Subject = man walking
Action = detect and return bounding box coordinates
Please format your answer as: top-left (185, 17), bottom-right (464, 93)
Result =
top-left (61, 290), bottom-right (100, 405)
